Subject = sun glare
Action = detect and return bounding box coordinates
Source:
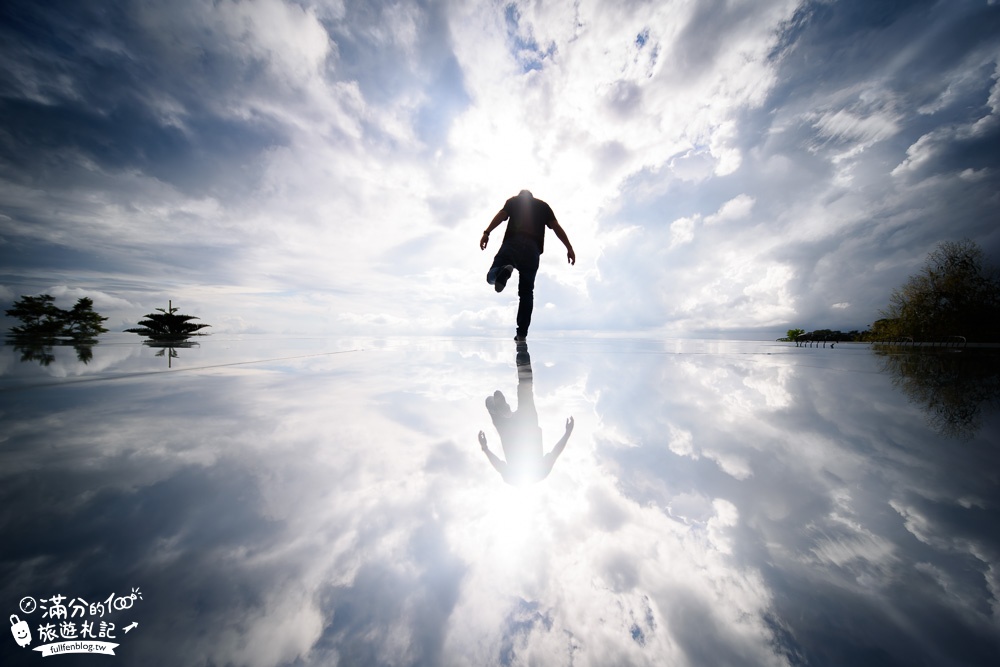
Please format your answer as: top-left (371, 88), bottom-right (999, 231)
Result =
top-left (460, 478), bottom-right (584, 579)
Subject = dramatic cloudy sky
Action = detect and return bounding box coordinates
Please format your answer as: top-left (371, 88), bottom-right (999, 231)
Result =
top-left (1, 0), bottom-right (999, 337)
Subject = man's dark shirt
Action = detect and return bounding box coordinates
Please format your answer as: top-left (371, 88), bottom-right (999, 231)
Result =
top-left (501, 195), bottom-right (556, 253)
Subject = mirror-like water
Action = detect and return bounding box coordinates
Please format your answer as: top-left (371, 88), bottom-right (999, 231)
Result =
top-left (2, 336), bottom-right (998, 666)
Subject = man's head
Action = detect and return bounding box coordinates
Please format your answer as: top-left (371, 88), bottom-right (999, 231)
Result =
top-left (518, 189), bottom-right (532, 198)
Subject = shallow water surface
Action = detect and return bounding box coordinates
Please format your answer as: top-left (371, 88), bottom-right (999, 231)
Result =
top-left (1, 335), bottom-right (998, 666)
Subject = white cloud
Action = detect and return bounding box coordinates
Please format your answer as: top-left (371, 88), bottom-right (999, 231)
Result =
top-left (705, 194), bottom-right (756, 225)
top-left (891, 129), bottom-right (945, 176)
top-left (668, 215), bottom-right (697, 249)
top-left (813, 108), bottom-right (900, 146)
top-left (46, 285), bottom-right (138, 311)
top-left (668, 423), bottom-right (696, 458)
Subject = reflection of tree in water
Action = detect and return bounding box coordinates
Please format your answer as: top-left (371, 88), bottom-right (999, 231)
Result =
top-left (145, 340), bottom-right (198, 368)
top-left (874, 347), bottom-right (1000, 439)
top-left (7, 339), bottom-right (96, 366)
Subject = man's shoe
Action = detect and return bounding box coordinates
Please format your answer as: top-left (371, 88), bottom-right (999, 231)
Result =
top-left (494, 265), bottom-right (514, 292)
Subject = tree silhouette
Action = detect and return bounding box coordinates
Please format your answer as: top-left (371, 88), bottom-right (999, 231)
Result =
top-left (6, 294), bottom-right (65, 337)
top-left (779, 328), bottom-right (805, 342)
top-left (125, 301), bottom-right (210, 340)
top-left (64, 297), bottom-right (110, 339)
top-left (5, 294), bottom-right (108, 340)
top-left (873, 240), bottom-right (1000, 342)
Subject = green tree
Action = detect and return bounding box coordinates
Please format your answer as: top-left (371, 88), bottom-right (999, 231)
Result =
top-left (879, 240), bottom-right (1000, 342)
top-left (125, 301), bottom-right (210, 340)
top-left (785, 328), bottom-right (806, 341)
top-left (5, 294), bottom-right (65, 337)
top-left (5, 294), bottom-right (108, 340)
top-left (64, 297), bottom-right (109, 339)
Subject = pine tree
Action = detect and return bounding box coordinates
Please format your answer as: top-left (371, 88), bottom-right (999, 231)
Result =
top-left (64, 297), bottom-right (109, 339)
top-left (125, 301), bottom-right (210, 340)
top-left (5, 294), bottom-right (64, 337)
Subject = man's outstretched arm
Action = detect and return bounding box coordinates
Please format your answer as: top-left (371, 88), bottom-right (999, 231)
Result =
top-left (481, 210), bottom-right (507, 250)
top-left (479, 430), bottom-right (507, 476)
top-left (541, 416), bottom-right (574, 476)
top-left (551, 416), bottom-right (574, 458)
top-left (551, 220), bottom-right (576, 265)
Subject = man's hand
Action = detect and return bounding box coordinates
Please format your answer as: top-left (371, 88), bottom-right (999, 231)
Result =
top-left (551, 220), bottom-right (575, 265)
top-left (482, 210), bottom-right (507, 250)
top-left (478, 430), bottom-right (488, 450)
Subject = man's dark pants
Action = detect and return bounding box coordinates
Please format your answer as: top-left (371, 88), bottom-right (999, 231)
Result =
top-left (487, 236), bottom-right (540, 337)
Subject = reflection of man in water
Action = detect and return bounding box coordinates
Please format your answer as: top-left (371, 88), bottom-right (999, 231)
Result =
top-left (480, 189), bottom-right (576, 342)
top-left (478, 343), bottom-right (574, 486)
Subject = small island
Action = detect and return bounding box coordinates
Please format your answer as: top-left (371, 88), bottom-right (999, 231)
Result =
top-left (125, 300), bottom-right (211, 341)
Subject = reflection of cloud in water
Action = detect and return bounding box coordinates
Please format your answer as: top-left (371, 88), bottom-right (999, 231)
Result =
top-left (594, 343), bottom-right (1000, 666)
top-left (0, 339), bottom-right (997, 665)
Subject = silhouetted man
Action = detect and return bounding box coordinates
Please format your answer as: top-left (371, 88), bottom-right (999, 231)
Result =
top-left (478, 342), bottom-right (573, 486)
top-left (480, 190), bottom-right (575, 341)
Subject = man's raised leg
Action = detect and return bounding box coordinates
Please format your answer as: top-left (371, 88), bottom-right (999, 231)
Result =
top-left (490, 265), bottom-right (514, 293)
top-left (487, 246), bottom-right (515, 293)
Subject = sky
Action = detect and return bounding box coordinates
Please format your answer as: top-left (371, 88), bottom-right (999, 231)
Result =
top-left (1, 0), bottom-right (999, 338)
